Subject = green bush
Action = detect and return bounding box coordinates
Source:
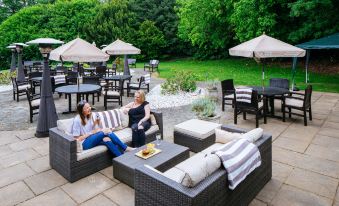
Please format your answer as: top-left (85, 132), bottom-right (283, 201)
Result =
top-left (161, 70), bottom-right (197, 94)
top-left (191, 97), bottom-right (216, 118)
top-left (0, 70), bottom-right (16, 85)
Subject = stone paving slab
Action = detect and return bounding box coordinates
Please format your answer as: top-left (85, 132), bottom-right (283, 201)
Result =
top-left (285, 168), bottom-right (338, 199)
top-left (0, 149), bottom-right (40, 168)
top-left (0, 132), bottom-right (20, 146)
top-left (270, 185), bottom-right (332, 206)
top-left (80, 194), bottom-right (117, 206)
top-left (273, 137), bottom-right (310, 153)
top-left (18, 188), bottom-right (77, 206)
top-left (0, 181), bottom-right (34, 206)
top-left (305, 144), bottom-right (339, 162)
top-left (103, 183), bottom-right (135, 206)
top-left (0, 145), bottom-right (13, 157)
top-left (272, 161), bottom-right (293, 182)
top-left (318, 127), bottom-right (339, 138)
top-left (0, 163), bottom-right (35, 188)
top-left (61, 173), bottom-right (116, 204)
top-left (312, 135), bottom-right (339, 149)
top-left (279, 124), bottom-right (319, 142)
top-left (24, 170), bottom-right (67, 195)
top-left (256, 178), bottom-right (283, 203)
top-left (273, 146), bottom-right (339, 179)
top-left (9, 138), bottom-right (45, 152)
top-left (26, 155), bottom-right (50, 173)
top-left (99, 166), bottom-right (120, 183)
top-left (249, 199), bottom-right (267, 206)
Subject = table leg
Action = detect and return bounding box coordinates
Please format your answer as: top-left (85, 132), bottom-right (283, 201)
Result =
top-left (270, 97), bottom-right (275, 116)
top-left (68, 94), bottom-right (72, 113)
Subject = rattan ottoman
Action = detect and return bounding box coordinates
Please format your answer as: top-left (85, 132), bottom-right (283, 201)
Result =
top-left (112, 141), bottom-right (189, 188)
top-left (174, 119), bottom-right (221, 152)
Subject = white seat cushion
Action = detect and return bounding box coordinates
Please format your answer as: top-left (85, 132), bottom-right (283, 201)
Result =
top-left (164, 152), bottom-right (221, 187)
top-left (285, 98), bottom-right (303, 107)
top-left (215, 128), bottom-right (243, 144)
top-left (200, 143), bottom-right (224, 155)
top-left (174, 119), bottom-right (221, 139)
top-left (129, 83), bottom-right (139, 88)
top-left (31, 99), bottom-right (40, 107)
top-left (145, 125), bottom-right (159, 135)
top-left (18, 84), bottom-right (30, 90)
top-left (224, 94), bottom-right (234, 99)
top-left (100, 82), bottom-right (107, 87)
top-left (77, 145), bottom-right (107, 161)
top-left (103, 90), bottom-right (120, 96)
top-left (119, 109), bottom-right (129, 128)
top-left (258, 101), bottom-right (263, 108)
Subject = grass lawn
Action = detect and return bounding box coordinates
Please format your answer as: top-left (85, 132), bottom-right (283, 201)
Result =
top-left (139, 58), bottom-right (339, 93)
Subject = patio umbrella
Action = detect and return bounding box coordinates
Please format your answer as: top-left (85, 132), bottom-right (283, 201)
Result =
top-left (6, 45), bottom-right (16, 72)
top-left (26, 38), bottom-right (64, 137)
top-left (229, 34), bottom-right (306, 87)
top-left (13, 43), bottom-right (28, 82)
top-left (102, 39), bottom-right (141, 75)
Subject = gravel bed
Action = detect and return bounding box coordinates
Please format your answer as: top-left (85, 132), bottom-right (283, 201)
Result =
top-left (0, 84), bottom-right (12, 93)
top-left (146, 84), bottom-right (207, 109)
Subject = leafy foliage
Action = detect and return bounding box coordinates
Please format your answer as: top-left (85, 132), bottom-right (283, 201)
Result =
top-left (83, 0), bottom-right (137, 47)
top-left (191, 97), bottom-right (217, 118)
top-left (0, 70), bottom-right (16, 84)
top-left (0, 0), bottom-right (99, 69)
top-left (134, 20), bottom-right (166, 59)
top-left (161, 70), bottom-right (197, 94)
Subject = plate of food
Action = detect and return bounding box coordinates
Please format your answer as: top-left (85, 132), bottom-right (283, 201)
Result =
top-left (135, 143), bottom-right (161, 159)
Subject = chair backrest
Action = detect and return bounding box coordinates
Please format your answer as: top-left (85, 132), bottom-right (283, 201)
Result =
top-left (26, 87), bottom-right (39, 107)
top-left (269, 78), bottom-right (289, 89)
top-left (28, 71), bottom-right (43, 79)
top-left (95, 66), bottom-right (107, 78)
top-left (221, 79), bottom-right (234, 94)
top-left (150, 60), bottom-right (159, 65)
top-left (83, 76), bottom-right (100, 85)
top-left (11, 77), bottom-right (18, 89)
top-left (142, 74), bottom-right (151, 84)
top-left (235, 90), bottom-right (260, 109)
top-left (304, 85), bottom-right (312, 108)
top-left (128, 59), bottom-right (136, 64)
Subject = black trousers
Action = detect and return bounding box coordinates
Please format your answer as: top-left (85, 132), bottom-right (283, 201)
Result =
top-left (131, 121), bottom-right (151, 147)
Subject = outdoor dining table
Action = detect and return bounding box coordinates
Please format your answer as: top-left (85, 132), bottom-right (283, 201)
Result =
top-left (55, 84), bottom-right (101, 113)
top-left (251, 86), bottom-right (290, 118)
top-left (103, 75), bottom-right (132, 96)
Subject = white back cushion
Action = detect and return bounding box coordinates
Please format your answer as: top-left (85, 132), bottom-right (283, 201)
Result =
top-left (215, 128), bottom-right (243, 144)
top-left (57, 118), bottom-right (74, 135)
top-left (94, 109), bottom-right (122, 129)
top-left (241, 128), bottom-right (263, 143)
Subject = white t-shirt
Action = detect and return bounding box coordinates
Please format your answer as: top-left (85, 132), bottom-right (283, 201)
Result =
top-left (72, 115), bottom-right (98, 144)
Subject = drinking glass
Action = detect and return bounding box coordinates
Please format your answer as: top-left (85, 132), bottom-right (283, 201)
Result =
top-left (156, 133), bottom-right (161, 146)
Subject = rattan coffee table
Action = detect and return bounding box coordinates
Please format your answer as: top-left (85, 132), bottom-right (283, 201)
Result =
top-left (112, 141), bottom-right (189, 188)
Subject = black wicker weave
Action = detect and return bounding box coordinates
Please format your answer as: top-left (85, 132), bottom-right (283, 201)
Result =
top-left (174, 131), bottom-right (215, 153)
top-left (135, 125), bottom-right (272, 206)
top-left (49, 111), bottom-right (163, 183)
top-left (113, 141), bottom-right (189, 188)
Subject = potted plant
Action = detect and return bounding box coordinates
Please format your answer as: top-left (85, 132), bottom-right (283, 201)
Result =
top-left (191, 97), bottom-right (220, 122)
top-left (206, 79), bottom-right (219, 102)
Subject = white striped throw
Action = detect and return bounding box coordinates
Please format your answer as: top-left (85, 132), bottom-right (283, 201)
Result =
top-left (214, 138), bottom-right (261, 190)
top-left (53, 75), bottom-right (66, 85)
top-left (235, 88), bottom-right (252, 103)
top-left (94, 109), bottom-right (122, 129)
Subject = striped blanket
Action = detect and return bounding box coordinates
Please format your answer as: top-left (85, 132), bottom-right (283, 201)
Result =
top-left (214, 138), bottom-right (261, 190)
top-left (53, 75), bottom-right (66, 85)
top-left (94, 109), bottom-right (122, 130)
top-left (235, 88), bottom-right (252, 103)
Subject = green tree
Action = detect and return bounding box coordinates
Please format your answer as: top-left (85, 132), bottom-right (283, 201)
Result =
top-left (83, 0), bottom-right (137, 47)
top-left (130, 0), bottom-right (183, 57)
top-left (0, 0), bottom-right (99, 69)
top-left (288, 0), bottom-right (339, 43)
top-left (134, 20), bottom-right (166, 59)
top-left (177, 0), bottom-right (233, 58)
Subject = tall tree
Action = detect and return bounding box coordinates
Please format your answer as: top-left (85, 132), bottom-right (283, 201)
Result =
top-left (83, 0), bottom-right (136, 47)
top-left (177, 0), bottom-right (233, 58)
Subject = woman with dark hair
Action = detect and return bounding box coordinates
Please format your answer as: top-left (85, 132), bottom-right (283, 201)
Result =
top-left (122, 90), bottom-right (151, 147)
top-left (72, 100), bottom-right (133, 157)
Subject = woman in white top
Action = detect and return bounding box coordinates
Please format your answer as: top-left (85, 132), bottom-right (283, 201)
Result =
top-left (72, 100), bottom-right (133, 157)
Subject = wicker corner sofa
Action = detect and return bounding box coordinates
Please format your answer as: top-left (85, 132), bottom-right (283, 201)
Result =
top-left (49, 110), bottom-right (163, 183)
top-left (134, 125), bottom-right (272, 206)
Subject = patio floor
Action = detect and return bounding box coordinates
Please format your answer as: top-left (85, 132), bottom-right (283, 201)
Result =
top-left (0, 70), bottom-right (338, 206)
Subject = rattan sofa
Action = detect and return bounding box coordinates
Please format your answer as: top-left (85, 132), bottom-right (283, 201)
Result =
top-left (49, 111), bottom-right (163, 182)
top-left (135, 125), bottom-right (272, 206)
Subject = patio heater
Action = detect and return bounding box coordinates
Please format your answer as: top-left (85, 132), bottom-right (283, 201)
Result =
top-left (13, 43), bottom-right (28, 82)
top-left (26, 38), bottom-right (64, 137)
top-left (6, 45), bottom-right (17, 72)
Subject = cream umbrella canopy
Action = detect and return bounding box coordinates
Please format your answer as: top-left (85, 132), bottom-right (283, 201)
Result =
top-left (49, 37), bottom-right (109, 62)
top-left (102, 39), bottom-right (141, 75)
top-left (229, 34), bottom-right (306, 87)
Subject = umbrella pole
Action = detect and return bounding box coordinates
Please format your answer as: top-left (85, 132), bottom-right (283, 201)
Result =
top-left (305, 50), bottom-right (310, 84)
top-left (262, 59), bottom-right (265, 88)
top-left (291, 57), bottom-right (297, 91)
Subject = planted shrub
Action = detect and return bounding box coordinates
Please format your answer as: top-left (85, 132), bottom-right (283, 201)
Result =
top-left (0, 71), bottom-right (15, 85)
top-left (161, 70), bottom-right (197, 94)
top-left (191, 97), bottom-right (216, 118)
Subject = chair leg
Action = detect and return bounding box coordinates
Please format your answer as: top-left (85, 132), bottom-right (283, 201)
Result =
top-left (255, 114), bottom-right (259, 128)
top-left (104, 97), bottom-right (107, 110)
top-left (30, 109), bottom-right (33, 123)
top-left (243, 112), bottom-right (246, 120)
top-left (13, 90), bottom-right (15, 100)
top-left (234, 108), bottom-right (237, 125)
top-left (17, 92), bottom-right (19, 102)
top-left (222, 99), bottom-right (225, 111)
top-left (282, 105), bottom-right (286, 122)
top-left (304, 109), bottom-right (307, 126)
top-left (288, 108), bottom-right (291, 118)
top-left (309, 106), bottom-right (312, 120)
